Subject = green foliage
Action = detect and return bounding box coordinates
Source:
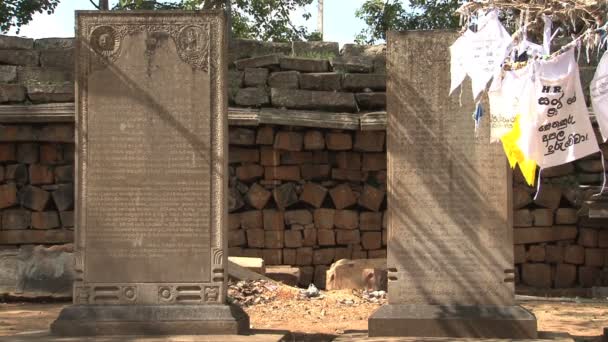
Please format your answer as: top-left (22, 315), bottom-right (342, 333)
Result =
top-left (355, 0), bottom-right (462, 45)
top-left (0, 0), bottom-right (61, 33)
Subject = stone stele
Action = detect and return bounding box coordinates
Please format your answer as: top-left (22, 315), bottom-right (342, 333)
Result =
top-left (368, 31), bottom-right (537, 338)
top-left (51, 11), bottom-right (250, 336)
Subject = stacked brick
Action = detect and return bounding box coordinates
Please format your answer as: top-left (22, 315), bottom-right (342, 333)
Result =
top-left (514, 130), bottom-right (608, 289)
top-left (227, 126), bottom-right (387, 288)
top-left (0, 36), bottom-right (74, 104)
top-left (229, 41), bottom-right (386, 112)
top-left (0, 124), bottom-right (75, 243)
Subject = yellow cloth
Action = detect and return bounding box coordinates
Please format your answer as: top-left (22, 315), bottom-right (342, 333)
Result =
top-left (500, 114), bottom-right (537, 186)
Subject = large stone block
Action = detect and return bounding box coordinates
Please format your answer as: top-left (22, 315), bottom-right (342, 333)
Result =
top-left (521, 263), bottom-right (552, 288)
top-left (329, 183), bottom-right (357, 209)
top-left (29, 164), bottom-right (54, 185)
top-left (5, 164), bottom-right (28, 185)
top-left (0, 84), bottom-right (26, 103)
top-left (0, 35), bottom-right (34, 49)
top-left (268, 71), bottom-right (299, 89)
top-left (342, 74), bottom-right (386, 91)
top-left (296, 247), bottom-right (313, 266)
top-left (332, 168), bottom-right (366, 182)
top-left (284, 230), bottom-right (303, 248)
top-left (264, 230), bottom-right (284, 248)
top-left (579, 266), bottom-right (601, 287)
top-left (578, 228), bottom-right (598, 247)
top-left (532, 209), bottom-right (554, 227)
top-left (325, 132), bottom-right (352, 151)
top-left (526, 245), bottom-right (545, 262)
top-left (240, 210), bottom-right (263, 230)
top-left (564, 245), bottom-right (585, 264)
top-left (0, 65), bottom-right (17, 83)
top-left (34, 38), bottom-right (74, 50)
top-left (336, 229), bottom-right (360, 245)
top-left (360, 212), bottom-right (382, 231)
top-left (0, 183), bottom-right (17, 209)
top-left (514, 209), bottom-right (533, 227)
top-left (354, 131), bottom-right (385, 152)
top-left (534, 184), bottom-right (562, 209)
top-left (31, 211), bottom-right (60, 229)
top-left (263, 209), bottom-right (285, 231)
top-left (0, 143), bottom-right (16, 162)
top-left (362, 153), bottom-right (386, 171)
top-left (513, 245), bottom-right (525, 264)
top-left (26, 82), bottom-right (74, 103)
top-left (246, 229), bottom-right (264, 248)
top-left (280, 57), bottom-right (330, 72)
top-left (334, 210), bottom-right (359, 229)
top-left (299, 73), bottom-right (342, 91)
top-left (246, 183), bottom-right (271, 210)
top-left (243, 68), bottom-right (269, 87)
top-left (555, 208), bottom-right (578, 225)
top-left (262, 249), bottom-right (282, 265)
top-left (234, 87), bottom-right (269, 106)
top-left (284, 210), bottom-right (313, 226)
top-left (362, 231), bottom-right (382, 250)
top-left (300, 163), bottom-right (331, 180)
top-left (270, 88), bottom-right (358, 112)
top-left (264, 166), bottom-right (300, 181)
top-left (554, 263), bottom-right (576, 288)
top-left (1, 209), bottom-right (30, 230)
top-left (331, 56), bottom-right (374, 73)
top-left (303, 130), bottom-right (325, 150)
top-left (303, 227), bottom-right (317, 246)
top-left (260, 147), bottom-right (281, 166)
top-left (300, 182), bottom-right (327, 208)
top-left (356, 92), bottom-right (386, 110)
top-left (513, 226), bottom-right (577, 244)
top-left (281, 151), bottom-right (312, 164)
top-left (292, 41), bottom-right (339, 57)
top-left (236, 164), bottom-right (264, 182)
top-left (274, 131), bottom-right (303, 151)
top-left (358, 184), bottom-right (385, 212)
top-left (16, 143), bottom-right (39, 164)
top-left (229, 128), bottom-right (256, 145)
top-left (313, 248), bottom-right (335, 265)
top-left (317, 229), bottom-right (336, 246)
top-left (234, 54), bottom-right (281, 70)
top-left (0, 49), bottom-right (39, 66)
top-left (17, 66), bottom-right (73, 84)
top-left (585, 248), bottom-right (604, 267)
top-left (52, 183), bottom-right (74, 211)
top-left (545, 245), bottom-right (564, 263)
top-left (229, 147), bottom-right (259, 164)
top-left (313, 208), bottom-right (335, 229)
top-left (40, 49), bottom-right (74, 69)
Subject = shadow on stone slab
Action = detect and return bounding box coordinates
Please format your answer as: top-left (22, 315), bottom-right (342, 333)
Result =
top-left (50, 304), bottom-right (250, 336)
top-left (368, 304), bottom-right (538, 339)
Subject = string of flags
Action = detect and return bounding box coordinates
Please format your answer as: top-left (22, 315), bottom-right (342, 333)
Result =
top-left (449, 9), bottom-right (608, 191)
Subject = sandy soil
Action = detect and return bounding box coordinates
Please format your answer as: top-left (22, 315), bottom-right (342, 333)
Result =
top-left (1, 288), bottom-right (608, 341)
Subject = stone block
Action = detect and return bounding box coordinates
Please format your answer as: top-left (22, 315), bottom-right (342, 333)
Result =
top-left (17, 66), bottom-right (72, 84)
top-left (243, 68), bottom-right (268, 87)
top-left (284, 230), bottom-right (303, 248)
top-left (296, 247), bottom-right (313, 266)
top-left (0, 84), bottom-right (26, 103)
top-left (514, 209), bottom-right (533, 227)
top-left (229, 147), bottom-right (259, 164)
top-left (342, 74), bottom-right (386, 91)
top-left (314, 265), bottom-right (329, 290)
top-left (303, 227), bottom-right (317, 246)
top-left (256, 126), bottom-right (274, 145)
top-left (356, 92), bottom-right (386, 110)
top-left (521, 263), bottom-right (552, 288)
top-left (576, 159), bottom-right (604, 172)
top-left (40, 49), bottom-right (73, 69)
top-left (31, 211), bottom-right (60, 229)
top-left (246, 183), bottom-right (271, 210)
top-left (513, 186), bottom-right (533, 209)
top-left (336, 152), bottom-right (361, 170)
top-left (274, 131), bottom-right (303, 152)
top-left (545, 245), bottom-right (564, 263)
top-left (262, 249), bottom-right (282, 266)
top-left (229, 128), bottom-right (256, 146)
top-left (293, 41), bottom-right (339, 57)
top-left (599, 230), bottom-right (608, 248)
top-left (299, 266), bottom-right (314, 287)
top-left (362, 231), bottom-right (382, 250)
top-left (332, 168), bottom-right (366, 182)
top-left (246, 229), bottom-right (265, 248)
top-left (38, 124), bottom-right (73, 142)
top-left (360, 212), bottom-right (382, 231)
top-left (280, 57), bottom-right (329, 72)
top-left (271, 88), bottom-right (358, 112)
top-left (16, 143), bottom-right (38, 164)
top-left (335, 246), bottom-right (353, 260)
top-left (362, 153), bottom-right (386, 171)
top-left (514, 245), bottom-right (526, 264)
top-left (526, 245), bottom-right (545, 262)
top-left (264, 166), bottom-right (300, 181)
top-left (51, 183), bottom-right (74, 211)
top-left (564, 245), bottom-right (585, 264)
top-left (228, 70), bottom-right (243, 101)
top-left (542, 163), bottom-right (575, 177)
top-left (1, 209), bottom-right (30, 230)
top-left (313, 208), bottom-right (335, 229)
top-left (336, 229), bottom-right (360, 245)
top-left (554, 263), bottom-right (577, 288)
top-left (242, 249), bottom-right (263, 258)
top-left (236, 164), bottom-right (264, 182)
top-left (0, 183), bottom-right (17, 209)
top-left (585, 248), bottom-right (604, 267)
top-left (0, 35), bottom-right (34, 49)
top-left (228, 230), bottom-right (246, 247)
top-left (0, 144), bottom-right (15, 162)
top-left (354, 131), bottom-right (385, 152)
top-left (0, 65), bottom-right (17, 83)
top-left (272, 183), bottom-right (298, 210)
top-left (352, 244), bottom-right (368, 259)
top-left (0, 229), bottom-right (72, 245)
top-left (300, 183), bottom-right (327, 208)
top-left (299, 73), bottom-right (342, 91)
top-left (334, 210), bottom-right (359, 230)
top-left (534, 184), bottom-right (562, 209)
top-left (263, 209), bottom-right (285, 230)
top-left (579, 266), bottom-right (601, 287)
top-left (329, 183), bottom-right (357, 209)
top-left (313, 248), bottom-right (335, 266)
top-left (282, 249), bottom-right (297, 265)
top-left (29, 164), bottom-right (53, 185)
top-left (0, 50), bottom-right (39, 66)
top-left (268, 71), bottom-right (299, 89)
top-left (0, 125), bottom-right (35, 142)
top-left (228, 213), bottom-right (241, 230)
top-left (234, 54), bottom-right (281, 70)
top-left (555, 208), bottom-right (578, 225)
top-left (59, 211), bottom-right (73, 228)
top-left (281, 151), bottom-right (313, 165)
top-left (532, 209), bottom-right (554, 227)
top-left (234, 87), bottom-right (269, 106)
top-left (260, 147), bottom-right (281, 166)
top-left (331, 56), bottom-right (374, 73)
top-left (325, 132), bottom-right (352, 151)
top-left (240, 210), bottom-right (263, 230)
top-left (26, 82), bottom-right (74, 103)
top-left (359, 184), bottom-right (385, 212)
top-left (303, 130), bottom-right (325, 150)
top-left (578, 228), bottom-right (598, 247)
top-left (317, 229), bottom-right (336, 246)
top-left (5, 164), bottom-right (27, 185)
top-left (283, 210), bottom-right (312, 226)
top-left (301, 164), bottom-right (331, 180)
top-left (513, 226), bottom-right (577, 244)
top-left (229, 188), bottom-right (245, 213)
top-left (34, 37), bottom-right (73, 50)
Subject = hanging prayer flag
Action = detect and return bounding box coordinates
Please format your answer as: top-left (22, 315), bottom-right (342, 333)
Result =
top-left (449, 30), bottom-right (473, 95)
top-left (488, 65), bottom-right (531, 142)
top-left (591, 50), bottom-right (608, 142)
top-left (518, 49), bottom-right (599, 169)
top-left (500, 115), bottom-right (538, 186)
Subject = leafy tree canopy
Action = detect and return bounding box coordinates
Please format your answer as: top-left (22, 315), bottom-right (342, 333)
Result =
top-left (355, 0), bottom-right (461, 44)
top-left (1, 0), bottom-right (61, 33)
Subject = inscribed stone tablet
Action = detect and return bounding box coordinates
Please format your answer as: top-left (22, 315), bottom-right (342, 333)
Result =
top-left (75, 12), bottom-right (227, 305)
top-left (386, 31), bottom-right (514, 306)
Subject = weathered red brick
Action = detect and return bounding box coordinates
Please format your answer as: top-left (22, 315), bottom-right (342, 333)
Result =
top-left (31, 211), bottom-right (60, 229)
top-left (300, 183), bottom-right (327, 208)
top-left (360, 212), bottom-right (382, 231)
top-left (332, 168), bottom-right (366, 182)
top-left (336, 230), bottom-right (360, 245)
top-left (246, 183), bottom-right (271, 209)
top-left (263, 209), bottom-right (285, 230)
top-left (229, 147), bottom-right (259, 164)
top-left (526, 245), bottom-right (545, 262)
top-left (334, 210), bottom-right (358, 229)
top-left (361, 153), bottom-right (386, 171)
top-left (313, 248), bottom-right (335, 265)
top-left (19, 185), bottom-right (50, 211)
top-left (564, 245), bottom-right (585, 264)
top-left (521, 263), bottom-right (551, 288)
top-left (329, 183), bottom-right (357, 209)
top-left (260, 147), bottom-right (281, 166)
top-left (0, 143), bottom-right (16, 161)
top-left (354, 131), bottom-right (385, 152)
top-left (281, 151), bottom-right (313, 165)
top-left (274, 131), bottom-right (303, 151)
top-left (246, 229), bottom-right (265, 248)
top-left (262, 249), bottom-right (282, 266)
top-left (240, 210), bottom-right (263, 230)
top-left (228, 230), bottom-right (246, 247)
top-left (579, 266), bottom-right (601, 287)
top-left (284, 230), bottom-right (303, 248)
top-left (0, 183), bottom-right (17, 209)
top-left (361, 231), bottom-right (382, 250)
top-left (304, 130), bottom-right (325, 150)
top-left (39, 144), bottom-right (63, 164)
top-left (236, 164), bottom-right (264, 182)
top-left (578, 228), bottom-right (598, 247)
top-left (358, 184), bottom-right (385, 212)
top-left (29, 164), bottom-right (54, 185)
top-left (301, 164), bottom-right (331, 180)
top-left (273, 183), bottom-right (299, 210)
top-left (554, 263), bottom-right (576, 288)
top-left (325, 132), bottom-right (352, 151)
top-left (585, 248), bottom-right (604, 267)
top-left (265, 166), bottom-right (300, 181)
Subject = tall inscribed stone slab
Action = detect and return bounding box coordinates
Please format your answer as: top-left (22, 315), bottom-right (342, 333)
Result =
top-left (51, 11), bottom-right (249, 335)
top-left (368, 31), bottom-right (537, 338)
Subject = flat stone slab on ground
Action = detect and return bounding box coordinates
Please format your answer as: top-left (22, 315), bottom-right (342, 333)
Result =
top-left (335, 331), bottom-right (573, 342)
top-left (0, 331), bottom-right (287, 342)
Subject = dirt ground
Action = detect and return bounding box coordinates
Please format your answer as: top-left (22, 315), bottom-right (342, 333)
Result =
top-left (1, 286), bottom-right (608, 341)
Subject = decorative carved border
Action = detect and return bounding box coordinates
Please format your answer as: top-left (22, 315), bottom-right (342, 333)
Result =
top-left (74, 11), bottom-right (227, 305)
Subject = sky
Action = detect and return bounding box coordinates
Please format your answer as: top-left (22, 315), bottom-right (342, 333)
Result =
top-left (6, 0), bottom-right (371, 47)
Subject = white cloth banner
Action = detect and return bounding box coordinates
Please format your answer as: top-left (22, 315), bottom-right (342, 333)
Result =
top-left (518, 49), bottom-right (599, 168)
top-left (449, 30), bottom-right (473, 95)
top-left (591, 51), bottom-right (608, 142)
top-left (488, 66), bottom-right (532, 142)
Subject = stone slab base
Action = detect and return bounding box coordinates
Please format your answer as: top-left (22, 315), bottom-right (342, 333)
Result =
top-left (0, 332), bottom-right (285, 342)
top-left (50, 304), bottom-right (250, 336)
top-left (368, 304), bottom-right (537, 338)
top-left (335, 331), bottom-right (572, 342)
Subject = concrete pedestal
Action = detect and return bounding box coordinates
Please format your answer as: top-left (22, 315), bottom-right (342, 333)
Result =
top-left (50, 304), bottom-right (250, 336)
top-left (368, 304), bottom-right (537, 338)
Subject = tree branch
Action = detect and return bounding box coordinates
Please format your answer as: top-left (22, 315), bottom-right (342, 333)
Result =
top-left (89, 0), bottom-right (101, 10)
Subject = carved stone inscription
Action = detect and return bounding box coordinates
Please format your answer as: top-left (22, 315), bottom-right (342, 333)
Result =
top-left (77, 13), bottom-right (223, 286)
top-left (386, 32), bottom-right (513, 306)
